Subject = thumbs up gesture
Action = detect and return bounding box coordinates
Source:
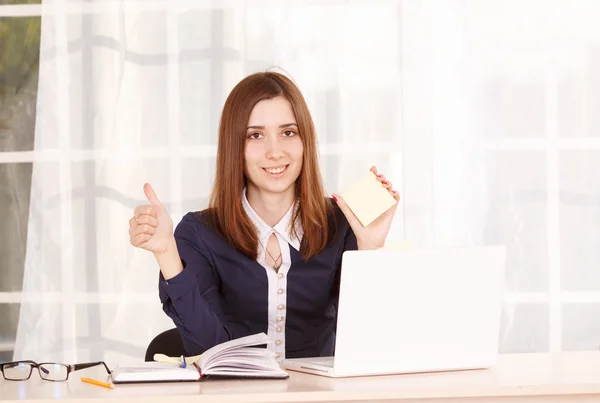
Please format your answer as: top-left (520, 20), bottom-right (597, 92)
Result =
top-left (129, 183), bottom-right (174, 254)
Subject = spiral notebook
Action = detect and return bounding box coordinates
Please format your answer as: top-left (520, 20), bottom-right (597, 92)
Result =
top-left (111, 333), bottom-right (288, 383)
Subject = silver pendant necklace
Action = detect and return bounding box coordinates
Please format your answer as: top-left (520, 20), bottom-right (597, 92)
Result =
top-left (259, 238), bottom-right (282, 271)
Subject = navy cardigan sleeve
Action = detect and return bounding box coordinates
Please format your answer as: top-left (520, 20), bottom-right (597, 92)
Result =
top-left (158, 217), bottom-right (233, 354)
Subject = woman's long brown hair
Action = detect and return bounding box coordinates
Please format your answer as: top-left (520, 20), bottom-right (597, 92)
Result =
top-left (206, 71), bottom-right (334, 261)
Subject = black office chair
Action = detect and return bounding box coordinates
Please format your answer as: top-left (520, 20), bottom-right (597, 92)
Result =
top-left (144, 328), bottom-right (187, 362)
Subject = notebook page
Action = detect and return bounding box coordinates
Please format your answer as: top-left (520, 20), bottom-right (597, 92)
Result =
top-left (199, 333), bottom-right (271, 370)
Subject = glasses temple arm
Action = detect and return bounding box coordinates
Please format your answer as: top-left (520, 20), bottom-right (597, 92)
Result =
top-left (71, 361), bottom-right (112, 374)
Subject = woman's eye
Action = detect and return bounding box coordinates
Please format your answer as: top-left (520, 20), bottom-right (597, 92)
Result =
top-left (283, 130), bottom-right (296, 137)
top-left (248, 132), bottom-right (262, 139)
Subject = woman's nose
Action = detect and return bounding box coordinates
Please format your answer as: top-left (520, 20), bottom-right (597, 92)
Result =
top-left (265, 135), bottom-right (284, 159)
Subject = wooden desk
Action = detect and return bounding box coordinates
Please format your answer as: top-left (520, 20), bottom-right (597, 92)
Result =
top-left (1, 352), bottom-right (600, 403)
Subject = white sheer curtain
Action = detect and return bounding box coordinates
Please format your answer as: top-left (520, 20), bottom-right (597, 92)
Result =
top-left (14, 0), bottom-right (403, 363)
top-left (401, 0), bottom-right (600, 353)
top-left (14, 0), bottom-right (600, 363)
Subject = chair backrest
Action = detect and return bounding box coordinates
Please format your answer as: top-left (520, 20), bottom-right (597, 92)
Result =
top-left (144, 328), bottom-right (186, 361)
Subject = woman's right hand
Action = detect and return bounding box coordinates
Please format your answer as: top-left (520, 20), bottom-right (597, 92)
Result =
top-left (129, 183), bottom-right (174, 254)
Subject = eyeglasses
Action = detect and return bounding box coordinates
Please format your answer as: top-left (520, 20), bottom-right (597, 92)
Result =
top-left (0, 360), bottom-right (112, 382)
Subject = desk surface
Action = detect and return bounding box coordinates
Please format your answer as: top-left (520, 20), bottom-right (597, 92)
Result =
top-left (1, 352), bottom-right (600, 403)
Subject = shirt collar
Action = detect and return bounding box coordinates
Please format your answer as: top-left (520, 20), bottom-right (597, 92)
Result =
top-left (242, 189), bottom-right (303, 251)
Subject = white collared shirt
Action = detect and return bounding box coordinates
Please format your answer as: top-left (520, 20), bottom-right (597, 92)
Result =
top-left (241, 190), bottom-right (303, 362)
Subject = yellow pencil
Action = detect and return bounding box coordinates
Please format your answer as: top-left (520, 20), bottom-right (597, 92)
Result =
top-left (81, 377), bottom-right (114, 389)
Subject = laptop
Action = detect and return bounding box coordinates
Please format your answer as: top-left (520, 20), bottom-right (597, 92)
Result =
top-left (281, 245), bottom-right (506, 378)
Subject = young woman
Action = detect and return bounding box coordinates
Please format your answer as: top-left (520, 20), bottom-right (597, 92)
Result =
top-left (128, 72), bottom-right (400, 361)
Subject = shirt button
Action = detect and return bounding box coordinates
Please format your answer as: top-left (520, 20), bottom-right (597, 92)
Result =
top-left (277, 289), bottom-right (284, 295)
top-left (277, 273), bottom-right (284, 279)
top-left (276, 326), bottom-right (282, 332)
top-left (275, 340), bottom-right (281, 346)
top-left (277, 316), bottom-right (284, 322)
top-left (278, 304), bottom-right (285, 310)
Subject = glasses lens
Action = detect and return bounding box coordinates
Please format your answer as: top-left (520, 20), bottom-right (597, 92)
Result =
top-left (3, 362), bottom-right (33, 380)
top-left (39, 363), bottom-right (68, 381)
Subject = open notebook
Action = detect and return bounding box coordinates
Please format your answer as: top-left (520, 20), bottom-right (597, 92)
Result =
top-left (111, 333), bottom-right (288, 383)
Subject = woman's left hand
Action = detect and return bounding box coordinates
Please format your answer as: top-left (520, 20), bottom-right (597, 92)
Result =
top-left (333, 166), bottom-right (400, 250)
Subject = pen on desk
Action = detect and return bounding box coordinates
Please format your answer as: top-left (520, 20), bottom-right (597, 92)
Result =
top-left (81, 377), bottom-right (114, 389)
top-left (180, 355), bottom-right (187, 368)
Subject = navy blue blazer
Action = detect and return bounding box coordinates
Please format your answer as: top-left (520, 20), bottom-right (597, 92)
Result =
top-left (158, 202), bottom-right (357, 359)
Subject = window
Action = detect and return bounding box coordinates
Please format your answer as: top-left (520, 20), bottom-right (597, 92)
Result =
top-left (0, 0), bottom-right (41, 361)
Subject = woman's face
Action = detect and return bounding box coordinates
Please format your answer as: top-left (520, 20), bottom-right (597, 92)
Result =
top-left (244, 96), bottom-right (304, 198)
